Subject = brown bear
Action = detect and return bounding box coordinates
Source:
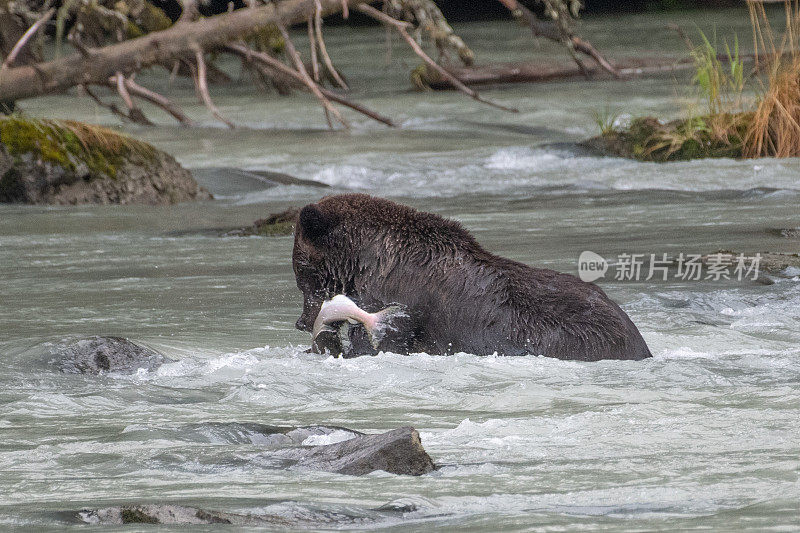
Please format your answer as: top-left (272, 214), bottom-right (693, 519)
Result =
top-left (293, 194), bottom-right (652, 361)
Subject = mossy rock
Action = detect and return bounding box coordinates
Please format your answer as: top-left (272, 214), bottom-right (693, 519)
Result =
top-left (0, 116), bottom-right (211, 205)
top-left (585, 114), bottom-right (752, 162)
top-left (225, 207), bottom-right (299, 237)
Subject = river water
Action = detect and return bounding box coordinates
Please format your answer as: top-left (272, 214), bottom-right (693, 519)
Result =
top-left (1, 8), bottom-right (799, 531)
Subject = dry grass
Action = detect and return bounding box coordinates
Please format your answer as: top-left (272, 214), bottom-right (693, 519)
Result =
top-left (744, 0), bottom-right (800, 157)
top-left (57, 119), bottom-right (154, 157)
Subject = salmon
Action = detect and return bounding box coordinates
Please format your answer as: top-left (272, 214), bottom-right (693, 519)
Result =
top-left (312, 295), bottom-right (405, 349)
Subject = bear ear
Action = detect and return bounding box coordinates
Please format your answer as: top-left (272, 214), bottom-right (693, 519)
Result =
top-left (298, 204), bottom-right (339, 244)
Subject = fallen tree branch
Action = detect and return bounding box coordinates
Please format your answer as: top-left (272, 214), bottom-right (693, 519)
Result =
top-left (314, 0), bottom-right (348, 89)
top-left (307, 17), bottom-right (321, 81)
top-left (82, 84), bottom-right (130, 121)
top-left (193, 47), bottom-right (235, 128)
top-left (120, 78), bottom-right (195, 126)
top-left (419, 53), bottom-right (769, 89)
top-left (226, 42), bottom-right (395, 126)
top-left (358, 3), bottom-right (517, 113)
top-left (115, 72), bottom-right (153, 125)
top-left (276, 22), bottom-right (349, 128)
top-left (495, 0), bottom-right (620, 79)
top-left (385, 0), bottom-right (474, 66)
top-left (0, 0), bottom-right (373, 102)
top-left (1, 8), bottom-right (55, 73)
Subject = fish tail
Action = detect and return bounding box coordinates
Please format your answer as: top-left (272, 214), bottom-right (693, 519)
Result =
top-left (365, 305), bottom-right (406, 349)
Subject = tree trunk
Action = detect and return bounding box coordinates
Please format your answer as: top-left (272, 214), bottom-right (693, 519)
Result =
top-left (417, 54), bottom-right (762, 89)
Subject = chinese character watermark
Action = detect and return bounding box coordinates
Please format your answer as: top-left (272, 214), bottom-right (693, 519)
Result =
top-left (578, 251), bottom-right (760, 282)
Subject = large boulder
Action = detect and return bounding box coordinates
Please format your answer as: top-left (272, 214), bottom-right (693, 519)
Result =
top-left (273, 426), bottom-right (436, 476)
top-left (57, 336), bottom-right (168, 374)
top-left (72, 426), bottom-right (435, 525)
top-left (0, 116), bottom-right (211, 205)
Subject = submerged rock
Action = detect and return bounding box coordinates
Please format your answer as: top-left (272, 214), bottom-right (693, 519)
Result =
top-left (75, 502), bottom-right (384, 527)
top-left (78, 505), bottom-right (292, 526)
top-left (770, 227), bottom-right (800, 239)
top-left (273, 426), bottom-right (436, 476)
top-left (191, 167), bottom-right (329, 194)
top-left (58, 336), bottom-right (168, 374)
top-left (224, 207), bottom-right (300, 237)
top-left (0, 117), bottom-right (211, 205)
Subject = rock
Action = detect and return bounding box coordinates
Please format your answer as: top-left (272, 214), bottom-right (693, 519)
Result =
top-left (72, 427), bottom-right (435, 525)
top-left (58, 336), bottom-right (168, 374)
top-left (191, 167), bottom-right (328, 195)
top-left (75, 503), bottom-right (380, 527)
top-left (224, 207), bottom-right (300, 237)
top-left (274, 426), bottom-right (436, 476)
top-left (67, 421), bottom-right (434, 476)
top-left (78, 505), bottom-right (292, 526)
top-left (770, 227), bottom-right (800, 239)
top-left (0, 117), bottom-right (211, 205)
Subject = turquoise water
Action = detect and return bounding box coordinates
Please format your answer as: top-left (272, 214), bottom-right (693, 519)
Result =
top-left (1, 9), bottom-right (799, 530)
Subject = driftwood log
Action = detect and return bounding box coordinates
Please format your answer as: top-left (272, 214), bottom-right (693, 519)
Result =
top-left (418, 52), bottom-right (769, 90)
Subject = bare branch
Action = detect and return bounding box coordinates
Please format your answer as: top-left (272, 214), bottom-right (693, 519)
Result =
top-left (193, 47), bottom-right (235, 128)
top-left (82, 85), bottom-right (130, 121)
top-left (358, 4), bottom-right (518, 113)
top-left (226, 43), bottom-right (395, 127)
top-left (115, 72), bottom-right (134, 109)
top-left (122, 78), bottom-right (196, 126)
top-left (66, 32), bottom-right (95, 58)
top-left (112, 72), bottom-right (153, 125)
top-left (387, 0), bottom-right (474, 66)
top-left (1, 8), bottom-right (55, 73)
top-left (314, 0), bottom-right (348, 89)
top-left (276, 22), bottom-right (349, 129)
top-left (495, 0), bottom-right (620, 79)
top-left (307, 18), bottom-right (321, 81)
top-left (179, 0), bottom-right (200, 22)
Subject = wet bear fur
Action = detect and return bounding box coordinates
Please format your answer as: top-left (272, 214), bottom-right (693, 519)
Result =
top-left (293, 194), bottom-right (652, 361)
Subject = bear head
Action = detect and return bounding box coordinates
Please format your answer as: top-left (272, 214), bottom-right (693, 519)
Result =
top-left (292, 194), bottom-right (477, 333)
top-left (292, 195), bottom-right (359, 332)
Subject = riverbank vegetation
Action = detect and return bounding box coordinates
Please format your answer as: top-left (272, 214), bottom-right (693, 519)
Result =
top-left (593, 0), bottom-right (800, 161)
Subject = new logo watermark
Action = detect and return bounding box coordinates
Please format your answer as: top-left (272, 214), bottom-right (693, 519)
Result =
top-left (578, 251), bottom-right (608, 282)
top-left (578, 251), bottom-right (761, 282)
